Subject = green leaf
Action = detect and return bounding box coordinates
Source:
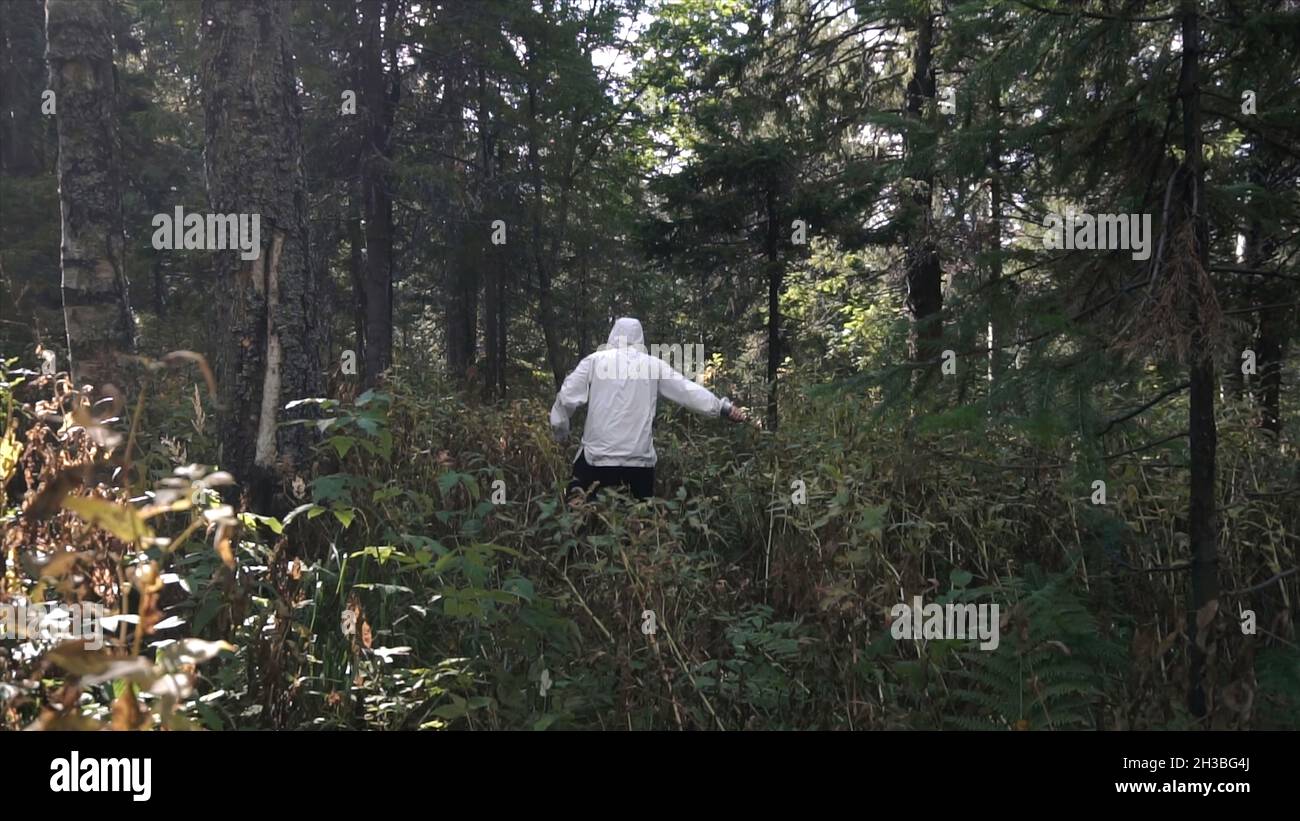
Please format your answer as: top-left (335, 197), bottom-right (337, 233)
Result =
top-left (240, 512), bottom-right (284, 535)
top-left (475, 542), bottom-right (523, 558)
top-left (533, 714), bottom-right (558, 731)
top-left (373, 486), bottom-right (403, 504)
top-left (855, 503), bottom-right (889, 534)
top-left (350, 545), bottom-right (401, 564)
top-left (917, 404), bottom-right (985, 435)
top-left (502, 576), bottom-right (535, 603)
top-left (312, 474), bottom-right (352, 504)
top-left (333, 508), bottom-right (356, 529)
top-left (329, 436), bottom-right (356, 459)
top-left (437, 471), bottom-right (463, 497)
top-left (432, 697), bottom-right (467, 720)
top-left (355, 416), bottom-right (380, 436)
top-left (283, 502), bottom-right (322, 525)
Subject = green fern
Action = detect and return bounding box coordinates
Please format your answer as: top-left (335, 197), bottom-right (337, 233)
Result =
top-left (943, 567), bottom-right (1124, 730)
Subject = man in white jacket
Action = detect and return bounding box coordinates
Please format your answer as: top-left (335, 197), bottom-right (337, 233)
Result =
top-left (549, 317), bottom-right (747, 499)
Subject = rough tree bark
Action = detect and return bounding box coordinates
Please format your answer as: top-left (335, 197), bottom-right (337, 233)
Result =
top-left (201, 0), bottom-right (323, 509)
top-left (903, 6), bottom-right (943, 387)
top-left (445, 222), bottom-right (479, 381)
top-left (358, 0), bottom-right (397, 388)
top-left (1179, 0), bottom-right (1218, 720)
top-left (47, 0), bottom-right (135, 389)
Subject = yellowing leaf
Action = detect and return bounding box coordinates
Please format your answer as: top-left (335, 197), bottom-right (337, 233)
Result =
top-left (141, 496), bottom-right (192, 519)
top-left (47, 641), bottom-right (153, 687)
top-left (0, 418), bottom-right (20, 509)
top-left (45, 641), bottom-right (111, 675)
top-left (62, 495), bottom-right (154, 544)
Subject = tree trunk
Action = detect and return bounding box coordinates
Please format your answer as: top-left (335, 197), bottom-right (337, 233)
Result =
top-left (482, 257), bottom-right (500, 400)
top-left (524, 35), bottom-right (565, 391)
top-left (1244, 156), bottom-right (1286, 434)
top-left (987, 85), bottom-right (1004, 385)
top-left (47, 0), bottom-right (134, 390)
top-left (348, 182), bottom-right (367, 377)
top-left (904, 7), bottom-right (942, 387)
top-left (478, 60), bottom-right (502, 401)
top-left (2, 0), bottom-right (46, 176)
top-left (1, 0), bottom-right (58, 355)
top-left (1253, 285), bottom-right (1287, 435)
top-left (310, 216), bottom-right (340, 389)
top-left (445, 218), bottom-right (478, 381)
top-left (440, 64), bottom-right (477, 383)
top-left (765, 186), bottom-right (782, 432)
top-left (495, 138), bottom-right (509, 398)
top-left (201, 0), bottom-right (323, 509)
top-left (152, 255), bottom-right (165, 318)
top-left (1179, 0), bottom-right (1218, 720)
top-left (577, 239), bottom-right (591, 357)
top-left (358, 0), bottom-right (396, 388)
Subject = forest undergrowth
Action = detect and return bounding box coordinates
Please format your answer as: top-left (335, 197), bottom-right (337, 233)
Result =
top-left (1, 353), bottom-right (1297, 730)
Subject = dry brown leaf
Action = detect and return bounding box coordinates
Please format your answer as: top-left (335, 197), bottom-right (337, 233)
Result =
top-left (35, 550), bottom-right (88, 580)
top-left (215, 521), bottom-right (236, 569)
top-left (22, 470), bottom-right (81, 520)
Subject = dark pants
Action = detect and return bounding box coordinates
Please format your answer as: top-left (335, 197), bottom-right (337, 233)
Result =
top-left (568, 451), bottom-right (654, 500)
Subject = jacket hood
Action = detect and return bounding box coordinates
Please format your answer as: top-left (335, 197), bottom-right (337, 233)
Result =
top-left (606, 317), bottom-right (645, 348)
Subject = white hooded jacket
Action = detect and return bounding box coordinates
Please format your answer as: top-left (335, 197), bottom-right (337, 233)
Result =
top-left (549, 318), bottom-right (725, 467)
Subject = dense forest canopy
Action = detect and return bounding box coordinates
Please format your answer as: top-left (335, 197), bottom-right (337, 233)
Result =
top-left (0, 0), bottom-right (1298, 732)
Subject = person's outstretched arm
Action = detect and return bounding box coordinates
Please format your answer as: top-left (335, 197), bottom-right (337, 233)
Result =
top-left (656, 361), bottom-right (747, 422)
top-left (549, 356), bottom-right (594, 441)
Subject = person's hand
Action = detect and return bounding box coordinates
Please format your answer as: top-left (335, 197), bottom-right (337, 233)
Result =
top-left (727, 404), bottom-right (748, 423)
